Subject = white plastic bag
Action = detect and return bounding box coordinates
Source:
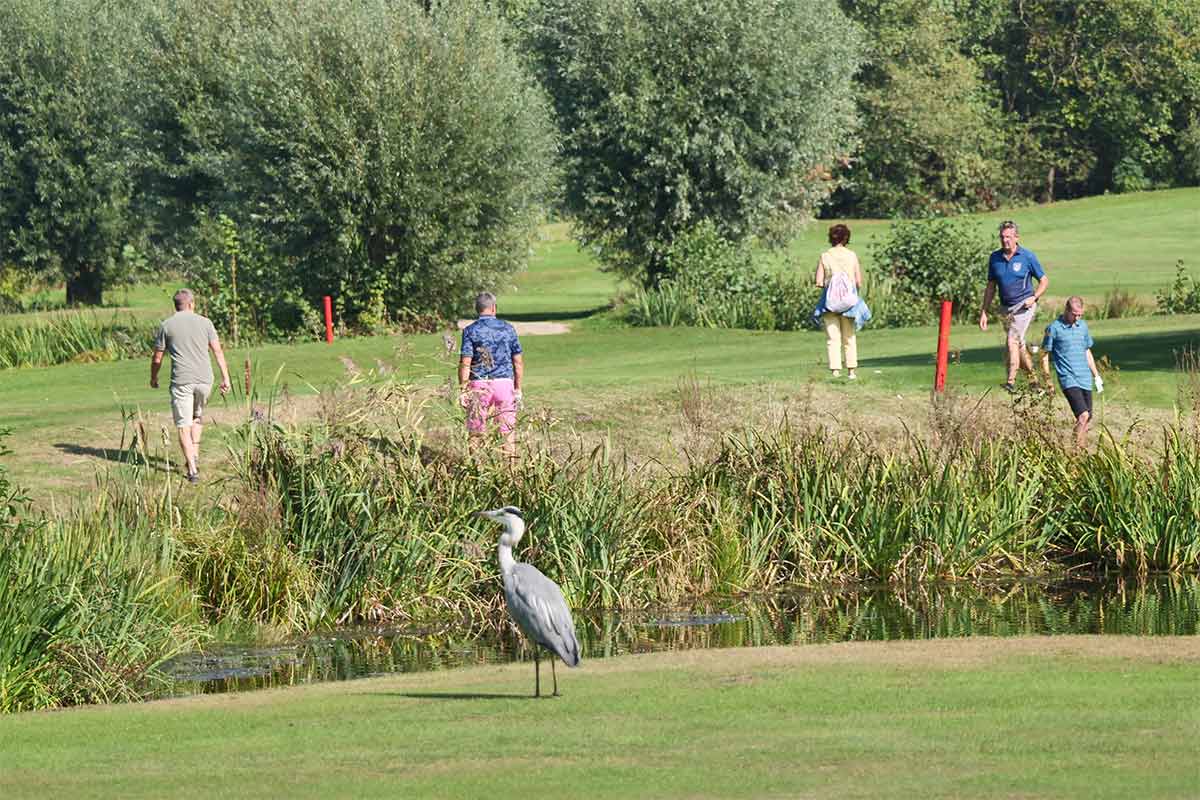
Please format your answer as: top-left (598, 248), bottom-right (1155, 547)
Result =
top-left (825, 270), bottom-right (859, 314)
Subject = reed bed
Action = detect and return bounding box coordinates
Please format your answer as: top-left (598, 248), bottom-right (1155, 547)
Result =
top-left (5, 388), bottom-right (1200, 711)
top-left (0, 312), bottom-right (155, 369)
top-left (0, 436), bottom-right (207, 713)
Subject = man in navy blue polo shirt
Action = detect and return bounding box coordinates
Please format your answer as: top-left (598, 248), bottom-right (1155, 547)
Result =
top-left (1041, 296), bottom-right (1103, 448)
top-left (979, 220), bottom-right (1050, 393)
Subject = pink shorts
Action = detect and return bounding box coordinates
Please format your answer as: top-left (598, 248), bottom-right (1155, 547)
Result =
top-left (465, 378), bottom-right (517, 434)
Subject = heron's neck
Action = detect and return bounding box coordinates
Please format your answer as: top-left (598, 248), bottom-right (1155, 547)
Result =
top-left (497, 542), bottom-right (516, 578)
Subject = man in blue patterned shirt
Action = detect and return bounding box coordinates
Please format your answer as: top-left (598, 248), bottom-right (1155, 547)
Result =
top-left (458, 292), bottom-right (524, 456)
top-left (1040, 296), bottom-right (1103, 448)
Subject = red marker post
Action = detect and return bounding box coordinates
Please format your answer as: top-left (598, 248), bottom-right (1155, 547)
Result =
top-left (933, 300), bottom-right (952, 393)
top-left (323, 295), bottom-right (334, 343)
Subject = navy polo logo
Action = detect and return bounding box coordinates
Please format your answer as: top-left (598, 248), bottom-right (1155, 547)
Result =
top-left (1012, 262), bottom-right (1022, 272)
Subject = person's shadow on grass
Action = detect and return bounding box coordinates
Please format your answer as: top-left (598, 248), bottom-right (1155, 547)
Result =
top-left (53, 442), bottom-right (171, 471)
top-left (370, 692), bottom-right (535, 701)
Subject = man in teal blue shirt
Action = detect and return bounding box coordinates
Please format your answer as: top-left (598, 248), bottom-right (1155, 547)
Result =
top-left (1041, 296), bottom-right (1103, 448)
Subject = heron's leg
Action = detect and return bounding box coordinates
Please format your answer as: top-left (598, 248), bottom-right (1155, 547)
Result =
top-left (534, 648), bottom-right (541, 698)
top-left (551, 657), bottom-right (560, 697)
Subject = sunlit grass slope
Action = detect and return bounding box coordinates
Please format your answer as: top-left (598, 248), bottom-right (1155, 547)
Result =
top-left (2, 189), bottom-right (1199, 497)
top-left (2, 639), bottom-right (1198, 800)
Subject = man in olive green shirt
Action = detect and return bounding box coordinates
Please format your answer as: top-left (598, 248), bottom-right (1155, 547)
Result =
top-left (150, 289), bottom-right (231, 483)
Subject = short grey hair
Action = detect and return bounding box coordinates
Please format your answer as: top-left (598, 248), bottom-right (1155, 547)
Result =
top-left (998, 220), bottom-right (1019, 235)
top-left (1066, 295), bottom-right (1084, 312)
top-left (173, 288), bottom-right (194, 310)
top-left (474, 292), bottom-right (497, 314)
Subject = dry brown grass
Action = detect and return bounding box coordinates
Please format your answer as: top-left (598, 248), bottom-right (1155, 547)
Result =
top-left (13, 369), bottom-right (1184, 507)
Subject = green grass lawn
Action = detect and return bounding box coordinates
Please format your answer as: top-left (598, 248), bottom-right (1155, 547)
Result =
top-left (775, 187), bottom-right (1200, 304)
top-left (3, 638), bottom-right (1198, 799)
top-left (5, 308), bottom-right (1199, 495)
top-left (3, 188), bottom-right (1200, 499)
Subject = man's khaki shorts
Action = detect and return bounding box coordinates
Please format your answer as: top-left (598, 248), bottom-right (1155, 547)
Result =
top-left (170, 383), bottom-right (212, 427)
top-left (1003, 301), bottom-right (1037, 345)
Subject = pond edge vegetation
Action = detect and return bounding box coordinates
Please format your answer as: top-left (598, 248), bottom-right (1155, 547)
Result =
top-left (4, 377), bottom-right (1200, 712)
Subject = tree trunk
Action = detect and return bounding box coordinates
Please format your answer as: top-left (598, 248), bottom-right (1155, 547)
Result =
top-left (66, 264), bottom-right (103, 306)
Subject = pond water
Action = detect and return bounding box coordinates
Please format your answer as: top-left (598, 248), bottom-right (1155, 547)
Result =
top-left (164, 576), bottom-right (1200, 697)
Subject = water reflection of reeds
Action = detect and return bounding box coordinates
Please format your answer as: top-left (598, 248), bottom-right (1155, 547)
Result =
top-left (165, 576), bottom-right (1200, 698)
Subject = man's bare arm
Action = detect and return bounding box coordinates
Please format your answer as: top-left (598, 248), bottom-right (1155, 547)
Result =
top-left (979, 281), bottom-right (996, 331)
top-left (512, 353), bottom-right (524, 393)
top-left (209, 339), bottom-right (232, 394)
top-left (458, 356), bottom-right (471, 388)
top-left (150, 350), bottom-right (164, 388)
top-left (1026, 274), bottom-right (1049, 308)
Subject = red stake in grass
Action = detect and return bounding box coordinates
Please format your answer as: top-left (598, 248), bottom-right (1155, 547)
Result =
top-left (934, 300), bottom-right (952, 393)
top-left (323, 295), bottom-right (334, 343)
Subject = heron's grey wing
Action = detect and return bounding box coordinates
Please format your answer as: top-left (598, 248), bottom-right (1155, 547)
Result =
top-left (507, 563), bottom-right (581, 667)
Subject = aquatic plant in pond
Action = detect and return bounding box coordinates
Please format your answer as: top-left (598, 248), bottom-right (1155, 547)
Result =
top-left (0, 433), bottom-right (207, 712)
top-left (8, 385), bottom-right (1200, 713)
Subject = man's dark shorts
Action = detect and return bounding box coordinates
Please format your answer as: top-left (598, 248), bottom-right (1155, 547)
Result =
top-left (1062, 386), bottom-right (1093, 419)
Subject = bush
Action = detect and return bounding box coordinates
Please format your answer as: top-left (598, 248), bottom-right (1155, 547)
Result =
top-left (0, 432), bottom-right (206, 713)
top-left (1155, 261), bottom-right (1200, 314)
top-left (0, 313), bottom-right (155, 369)
top-left (623, 222), bottom-right (818, 330)
top-left (871, 217), bottom-right (992, 322)
top-left (864, 276), bottom-right (937, 328)
top-left (0, 0), bottom-right (148, 307)
top-left (1112, 156), bottom-right (1151, 194)
top-left (1099, 285), bottom-right (1151, 319)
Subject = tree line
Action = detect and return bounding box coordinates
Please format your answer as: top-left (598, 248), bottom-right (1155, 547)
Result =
top-left (1, 0), bottom-right (1196, 333)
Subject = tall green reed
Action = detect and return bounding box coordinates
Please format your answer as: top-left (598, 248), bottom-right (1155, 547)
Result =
top-left (0, 434), bottom-right (206, 712)
top-left (0, 312), bottom-right (154, 369)
top-left (10, 381), bottom-right (1200, 714)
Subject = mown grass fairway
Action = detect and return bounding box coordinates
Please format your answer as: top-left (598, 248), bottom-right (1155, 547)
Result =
top-left (2, 637), bottom-right (1199, 799)
top-left (4, 300), bottom-right (1199, 497)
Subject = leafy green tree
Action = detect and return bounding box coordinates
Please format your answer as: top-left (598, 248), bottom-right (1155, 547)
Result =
top-left (0, 0), bottom-right (146, 306)
top-left (987, 0), bottom-right (1200, 197)
top-left (524, 0), bottom-right (863, 286)
top-left (140, 0), bottom-right (557, 329)
top-left (835, 0), bottom-right (1040, 215)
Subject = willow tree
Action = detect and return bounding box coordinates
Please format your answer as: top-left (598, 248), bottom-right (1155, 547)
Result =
top-left (524, 0), bottom-right (863, 285)
top-left (140, 0), bottom-right (558, 330)
top-left (0, 1), bottom-right (145, 306)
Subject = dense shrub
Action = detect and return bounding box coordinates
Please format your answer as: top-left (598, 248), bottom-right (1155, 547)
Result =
top-left (0, 0), bottom-right (149, 306)
top-left (623, 223), bottom-right (818, 330)
top-left (836, 2), bottom-right (1042, 216)
top-left (140, 0), bottom-right (557, 331)
top-left (871, 217), bottom-right (993, 322)
top-left (626, 221), bottom-right (953, 331)
top-left (1099, 286), bottom-right (1151, 319)
top-left (0, 313), bottom-right (155, 369)
top-left (0, 433), bottom-right (205, 712)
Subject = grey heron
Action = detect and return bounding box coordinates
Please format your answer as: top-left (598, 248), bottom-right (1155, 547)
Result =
top-left (477, 506), bottom-right (580, 697)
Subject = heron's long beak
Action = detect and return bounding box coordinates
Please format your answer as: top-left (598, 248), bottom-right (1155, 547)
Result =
top-left (475, 510), bottom-right (494, 520)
